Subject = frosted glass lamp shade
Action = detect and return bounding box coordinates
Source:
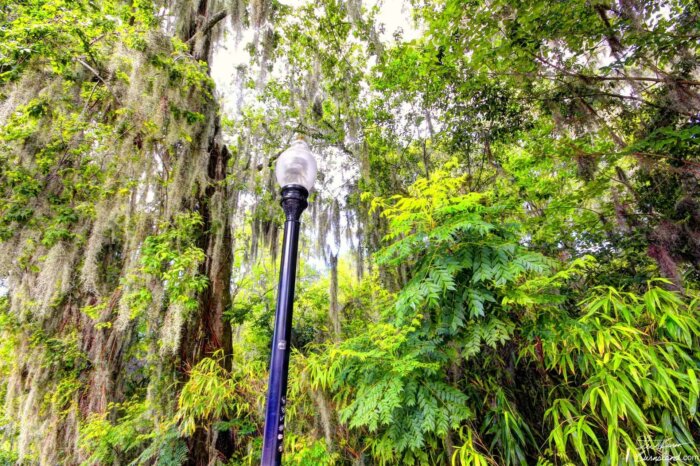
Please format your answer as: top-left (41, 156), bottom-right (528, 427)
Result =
top-left (275, 140), bottom-right (317, 191)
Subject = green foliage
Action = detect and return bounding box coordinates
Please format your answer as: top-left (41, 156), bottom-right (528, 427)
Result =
top-left (2, 0), bottom-right (700, 464)
top-left (0, 298), bottom-right (17, 378)
top-left (175, 350), bottom-right (247, 436)
top-left (79, 401), bottom-right (152, 466)
top-left (376, 164), bottom-right (551, 340)
top-left (284, 434), bottom-right (338, 466)
top-left (140, 213), bottom-right (209, 311)
top-left (299, 167), bottom-right (550, 463)
top-left (542, 282), bottom-right (700, 465)
top-left (131, 424), bottom-right (188, 466)
top-left (451, 427), bottom-right (495, 466)
top-left (122, 212), bottom-right (208, 331)
top-left (316, 165), bottom-right (700, 464)
top-left (79, 397), bottom-right (187, 466)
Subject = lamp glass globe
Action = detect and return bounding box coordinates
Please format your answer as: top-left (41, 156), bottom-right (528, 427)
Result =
top-left (275, 140), bottom-right (317, 191)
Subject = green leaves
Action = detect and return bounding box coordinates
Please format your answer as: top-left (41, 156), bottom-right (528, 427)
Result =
top-left (320, 167), bottom-right (557, 462)
top-left (139, 212), bottom-right (208, 314)
top-left (483, 389), bottom-right (535, 466)
top-left (79, 401), bottom-right (154, 466)
top-left (175, 350), bottom-right (246, 436)
top-left (452, 427), bottom-right (494, 466)
top-left (309, 321), bottom-right (471, 457)
top-left (357, 155), bottom-right (700, 465)
top-left (543, 284), bottom-right (700, 465)
top-left (376, 167), bottom-right (550, 339)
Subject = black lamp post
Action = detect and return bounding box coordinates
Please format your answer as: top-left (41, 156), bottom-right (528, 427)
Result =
top-left (261, 139), bottom-right (317, 466)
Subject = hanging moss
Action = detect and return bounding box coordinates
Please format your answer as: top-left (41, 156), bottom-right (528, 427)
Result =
top-left (0, 0), bottom-right (241, 462)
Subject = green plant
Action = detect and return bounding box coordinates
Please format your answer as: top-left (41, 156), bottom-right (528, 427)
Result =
top-left (175, 350), bottom-right (248, 436)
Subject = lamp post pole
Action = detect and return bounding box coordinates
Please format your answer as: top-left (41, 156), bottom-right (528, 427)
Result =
top-left (261, 140), bottom-right (316, 466)
top-left (261, 186), bottom-right (308, 465)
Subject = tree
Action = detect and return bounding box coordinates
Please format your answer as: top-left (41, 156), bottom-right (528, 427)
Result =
top-left (0, 0), bottom-right (234, 463)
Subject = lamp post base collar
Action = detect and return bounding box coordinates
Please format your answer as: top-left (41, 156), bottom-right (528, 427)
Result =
top-left (280, 185), bottom-right (309, 222)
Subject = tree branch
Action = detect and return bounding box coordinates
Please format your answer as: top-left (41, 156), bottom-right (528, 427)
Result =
top-left (186, 10), bottom-right (228, 45)
top-left (75, 58), bottom-right (121, 104)
top-left (550, 72), bottom-right (698, 86)
top-left (580, 92), bottom-right (697, 117)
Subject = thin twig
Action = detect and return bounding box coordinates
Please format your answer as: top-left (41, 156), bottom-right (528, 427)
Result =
top-left (81, 82), bottom-right (99, 117)
top-left (75, 58), bottom-right (121, 104)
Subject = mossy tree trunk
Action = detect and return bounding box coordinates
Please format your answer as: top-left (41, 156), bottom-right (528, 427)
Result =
top-left (0, 0), bottom-right (235, 463)
top-left (177, 1), bottom-right (235, 462)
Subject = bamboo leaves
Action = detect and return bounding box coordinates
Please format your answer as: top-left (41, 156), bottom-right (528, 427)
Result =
top-left (175, 350), bottom-right (247, 437)
top-left (544, 283), bottom-right (700, 465)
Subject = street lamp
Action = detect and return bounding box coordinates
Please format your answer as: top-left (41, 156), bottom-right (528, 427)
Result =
top-left (261, 139), bottom-right (317, 465)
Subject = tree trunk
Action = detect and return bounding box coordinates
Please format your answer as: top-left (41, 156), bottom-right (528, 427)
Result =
top-left (329, 252), bottom-right (341, 339)
top-left (175, 1), bottom-right (235, 463)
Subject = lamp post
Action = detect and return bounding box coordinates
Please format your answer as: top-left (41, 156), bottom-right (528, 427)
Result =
top-left (261, 139), bottom-right (317, 466)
